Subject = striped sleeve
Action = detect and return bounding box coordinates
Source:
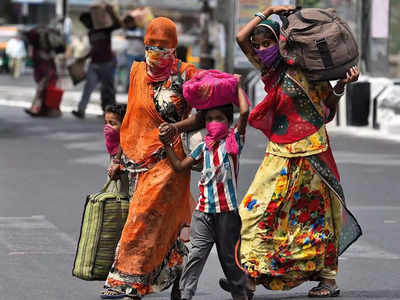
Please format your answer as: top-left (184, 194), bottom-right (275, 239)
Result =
top-left (190, 142), bottom-right (204, 161)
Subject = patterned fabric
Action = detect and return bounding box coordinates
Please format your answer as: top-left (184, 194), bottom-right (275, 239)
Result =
top-left (267, 126), bottom-right (328, 157)
top-left (190, 128), bottom-right (244, 213)
top-left (239, 48), bottom-right (361, 291)
top-left (248, 68), bottom-right (333, 144)
top-left (307, 153), bottom-right (362, 255)
top-left (145, 46), bottom-right (176, 83)
top-left (106, 237), bottom-right (187, 297)
top-left (240, 153), bottom-right (344, 290)
top-left (106, 60), bottom-right (196, 298)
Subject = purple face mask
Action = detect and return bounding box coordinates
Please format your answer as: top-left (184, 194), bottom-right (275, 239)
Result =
top-left (254, 45), bottom-right (280, 68)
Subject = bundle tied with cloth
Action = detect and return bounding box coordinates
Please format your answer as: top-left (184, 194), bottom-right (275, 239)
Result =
top-left (183, 69), bottom-right (248, 110)
top-left (182, 69), bottom-right (250, 157)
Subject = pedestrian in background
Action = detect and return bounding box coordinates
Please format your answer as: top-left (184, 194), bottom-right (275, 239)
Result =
top-left (121, 13), bottom-right (145, 92)
top-left (219, 5), bottom-right (362, 299)
top-left (72, 4), bottom-right (120, 119)
top-left (24, 27), bottom-right (60, 117)
top-left (159, 72), bottom-right (250, 300)
top-left (6, 32), bottom-right (27, 79)
top-left (101, 17), bottom-right (200, 300)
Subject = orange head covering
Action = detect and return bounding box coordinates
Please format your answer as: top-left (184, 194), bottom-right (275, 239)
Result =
top-left (144, 17), bottom-right (178, 49)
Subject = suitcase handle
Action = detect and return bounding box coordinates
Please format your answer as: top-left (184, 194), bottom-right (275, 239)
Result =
top-left (101, 179), bottom-right (121, 199)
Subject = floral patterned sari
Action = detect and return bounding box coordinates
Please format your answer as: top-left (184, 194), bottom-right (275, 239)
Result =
top-left (239, 64), bottom-right (362, 290)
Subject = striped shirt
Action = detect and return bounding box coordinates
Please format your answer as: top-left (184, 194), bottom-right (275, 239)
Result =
top-left (190, 128), bottom-right (245, 213)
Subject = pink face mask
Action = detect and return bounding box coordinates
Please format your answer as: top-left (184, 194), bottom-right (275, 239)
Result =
top-left (104, 124), bottom-right (120, 156)
top-left (204, 121), bottom-right (238, 154)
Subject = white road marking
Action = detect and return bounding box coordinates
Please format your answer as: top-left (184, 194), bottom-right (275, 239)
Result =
top-left (240, 158), bottom-right (263, 165)
top-left (350, 206), bottom-right (400, 211)
top-left (340, 240), bottom-right (400, 260)
top-left (0, 98), bottom-right (103, 115)
top-left (329, 126), bottom-right (400, 144)
top-left (65, 141), bottom-right (105, 151)
top-left (0, 216), bottom-right (75, 256)
top-left (333, 151), bottom-right (400, 166)
top-left (45, 131), bottom-right (98, 141)
top-left (73, 153), bottom-right (109, 166)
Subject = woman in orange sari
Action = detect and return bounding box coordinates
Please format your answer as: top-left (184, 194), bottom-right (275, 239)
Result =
top-left (101, 17), bottom-right (200, 299)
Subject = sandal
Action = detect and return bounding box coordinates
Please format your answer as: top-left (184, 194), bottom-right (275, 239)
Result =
top-left (24, 108), bottom-right (42, 117)
top-left (100, 288), bottom-right (129, 299)
top-left (308, 282), bottom-right (340, 298)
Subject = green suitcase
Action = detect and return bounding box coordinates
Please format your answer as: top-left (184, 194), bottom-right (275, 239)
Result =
top-left (72, 180), bottom-right (129, 280)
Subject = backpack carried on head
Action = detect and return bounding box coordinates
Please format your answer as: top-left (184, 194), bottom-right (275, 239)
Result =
top-left (278, 8), bottom-right (359, 81)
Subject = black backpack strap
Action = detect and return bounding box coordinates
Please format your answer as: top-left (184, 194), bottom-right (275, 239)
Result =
top-left (315, 38), bottom-right (334, 68)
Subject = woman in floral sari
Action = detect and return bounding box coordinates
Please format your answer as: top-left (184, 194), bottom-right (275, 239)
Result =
top-left (220, 5), bottom-right (362, 299)
top-left (101, 17), bottom-right (200, 299)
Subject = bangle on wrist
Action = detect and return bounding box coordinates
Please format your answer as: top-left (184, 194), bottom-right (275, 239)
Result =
top-left (255, 12), bottom-right (267, 21)
top-left (332, 88), bottom-right (345, 97)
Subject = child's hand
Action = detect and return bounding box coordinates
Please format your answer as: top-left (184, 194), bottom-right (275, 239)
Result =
top-left (233, 74), bottom-right (242, 93)
top-left (233, 73), bottom-right (242, 84)
top-left (159, 131), bottom-right (173, 145)
top-left (233, 73), bottom-right (242, 81)
top-left (158, 122), bottom-right (178, 145)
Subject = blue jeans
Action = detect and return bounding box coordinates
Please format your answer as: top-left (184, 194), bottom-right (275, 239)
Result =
top-left (78, 58), bottom-right (116, 113)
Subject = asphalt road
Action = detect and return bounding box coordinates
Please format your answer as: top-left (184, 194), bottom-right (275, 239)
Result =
top-left (0, 105), bottom-right (399, 300)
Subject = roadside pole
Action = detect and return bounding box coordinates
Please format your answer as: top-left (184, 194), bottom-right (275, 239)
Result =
top-left (216, 0), bottom-right (237, 73)
top-left (199, 0), bottom-right (214, 69)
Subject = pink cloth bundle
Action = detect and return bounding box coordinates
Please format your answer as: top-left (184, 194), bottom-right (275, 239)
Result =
top-left (183, 69), bottom-right (240, 110)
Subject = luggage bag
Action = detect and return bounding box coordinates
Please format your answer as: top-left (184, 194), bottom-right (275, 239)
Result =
top-left (72, 180), bottom-right (129, 281)
top-left (278, 8), bottom-right (359, 81)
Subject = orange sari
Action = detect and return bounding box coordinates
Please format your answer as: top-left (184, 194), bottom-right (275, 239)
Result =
top-left (105, 60), bottom-right (196, 296)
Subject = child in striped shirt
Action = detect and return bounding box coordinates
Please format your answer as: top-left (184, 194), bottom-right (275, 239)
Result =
top-left (159, 83), bottom-right (249, 300)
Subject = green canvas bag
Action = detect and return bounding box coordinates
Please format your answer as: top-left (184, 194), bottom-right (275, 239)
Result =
top-left (72, 180), bottom-right (130, 280)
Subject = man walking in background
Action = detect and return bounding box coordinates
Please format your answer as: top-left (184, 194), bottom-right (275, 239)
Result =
top-left (72, 4), bottom-right (121, 119)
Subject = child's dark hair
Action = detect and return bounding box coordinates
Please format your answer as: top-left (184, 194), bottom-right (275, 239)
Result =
top-left (200, 104), bottom-right (234, 124)
top-left (105, 104), bottom-right (127, 122)
top-left (250, 26), bottom-right (277, 42)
